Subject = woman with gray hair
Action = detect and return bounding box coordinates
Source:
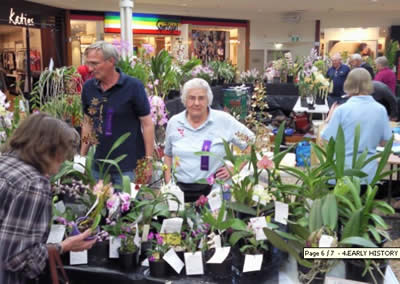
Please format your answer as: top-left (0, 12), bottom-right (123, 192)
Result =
top-left (322, 68), bottom-right (392, 184)
top-left (164, 78), bottom-right (254, 202)
top-left (374, 56), bottom-right (396, 93)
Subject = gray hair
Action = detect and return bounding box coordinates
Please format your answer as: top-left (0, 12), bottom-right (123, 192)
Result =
top-left (350, 53), bottom-right (362, 61)
top-left (181, 78), bottom-right (213, 107)
top-left (331, 53), bottom-right (342, 61)
top-left (84, 41), bottom-right (120, 64)
top-left (375, 56), bottom-right (389, 67)
top-left (344, 68), bottom-right (373, 96)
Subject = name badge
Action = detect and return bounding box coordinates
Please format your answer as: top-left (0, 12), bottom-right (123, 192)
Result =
top-left (200, 140), bottom-right (212, 171)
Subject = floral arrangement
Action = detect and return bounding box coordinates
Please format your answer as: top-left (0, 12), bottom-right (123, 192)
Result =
top-left (297, 48), bottom-right (330, 98)
top-left (0, 91), bottom-right (13, 144)
top-left (148, 232), bottom-right (169, 261)
top-left (239, 69), bottom-right (260, 84)
top-left (191, 65), bottom-right (215, 84)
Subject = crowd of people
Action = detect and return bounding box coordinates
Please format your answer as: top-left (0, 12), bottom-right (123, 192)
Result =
top-left (0, 40), bottom-right (398, 283)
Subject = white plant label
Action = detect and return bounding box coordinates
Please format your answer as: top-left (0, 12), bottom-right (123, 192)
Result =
top-left (275, 201), bottom-right (289, 225)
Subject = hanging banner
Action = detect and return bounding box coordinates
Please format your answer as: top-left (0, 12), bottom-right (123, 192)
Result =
top-left (104, 12), bottom-right (181, 35)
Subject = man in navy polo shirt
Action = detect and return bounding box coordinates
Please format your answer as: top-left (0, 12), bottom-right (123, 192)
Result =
top-left (326, 53), bottom-right (350, 107)
top-left (80, 41), bottom-right (154, 186)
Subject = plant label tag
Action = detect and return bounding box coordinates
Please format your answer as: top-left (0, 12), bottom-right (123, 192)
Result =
top-left (243, 254), bottom-right (263, 272)
top-left (142, 224), bottom-right (150, 242)
top-left (184, 251), bottom-right (204, 275)
top-left (54, 201), bottom-right (66, 214)
top-left (46, 224), bottom-right (65, 244)
top-left (160, 217), bottom-right (183, 234)
top-left (134, 223), bottom-right (141, 247)
top-left (70, 250), bottom-right (88, 265)
top-left (249, 217), bottom-right (268, 241)
top-left (163, 248), bottom-right (184, 274)
top-left (213, 235), bottom-right (222, 248)
top-left (130, 183), bottom-right (139, 199)
top-left (319, 235), bottom-right (334, 248)
top-left (198, 237), bottom-right (204, 249)
top-left (109, 236), bottom-right (121, 258)
top-left (142, 258), bottom-right (149, 267)
top-left (187, 218), bottom-right (194, 230)
top-left (252, 194), bottom-right (267, 206)
top-left (73, 155), bottom-right (86, 173)
top-left (207, 191), bottom-right (222, 211)
top-left (275, 201), bottom-right (289, 225)
top-left (107, 197), bottom-right (120, 218)
top-left (207, 247), bottom-right (231, 264)
top-left (324, 276), bottom-right (368, 284)
top-left (168, 187), bottom-right (185, 211)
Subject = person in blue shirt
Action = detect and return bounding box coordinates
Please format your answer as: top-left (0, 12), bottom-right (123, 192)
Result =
top-left (80, 41), bottom-right (154, 186)
top-left (326, 53), bottom-right (350, 107)
top-left (322, 68), bottom-right (392, 184)
top-left (164, 78), bottom-right (254, 202)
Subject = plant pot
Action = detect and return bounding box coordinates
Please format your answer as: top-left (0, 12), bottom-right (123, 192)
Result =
top-left (70, 216), bottom-right (99, 240)
top-left (298, 263), bottom-right (325, 284)
top-left (346, 259), bottom-right (387, 284)
top-left (88, 241), bottom-right (109, 266)
top-left (300, 96), bottom-right (308, 107)
top-left (166, 251), bottom-right (185, 276)
top-left (287, 75), bottom-right (294, 83)
top-left (118, 248), bottom-right (138, 271)
top-left (273, 77), bottom-right (281, 84)
top-left (139, 241), bottom-right (152, 263)
top-left (149, 259), bottom-right (168, 278)
top-left (206, 252), bottom-right (232, 279)
top-left (315, 96), bottom-right (325, 105)
top-left (167, 89), bottom-right (180, 100)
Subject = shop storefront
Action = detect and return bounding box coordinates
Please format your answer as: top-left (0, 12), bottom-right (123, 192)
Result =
top-left (0, 0), bottom-right (67, 95)
top-left (68, 11), bottom-right (249, 71)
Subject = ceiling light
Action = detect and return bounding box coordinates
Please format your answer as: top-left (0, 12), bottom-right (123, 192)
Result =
top-left (274, 43), bottom-right (283, 49)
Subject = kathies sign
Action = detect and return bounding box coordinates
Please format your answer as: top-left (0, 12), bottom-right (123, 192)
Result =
top-left (9, 8), bottom-right (35, 27)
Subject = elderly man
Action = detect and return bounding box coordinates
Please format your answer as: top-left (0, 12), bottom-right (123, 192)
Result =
top-left (374, 56), bottom-right (397, 94)
top-left (80, 41), bottom-right (154, 186)
top-left (349, 53), bottom-right (374, 79)
top-left (326, 53), bottom-right (350, 107)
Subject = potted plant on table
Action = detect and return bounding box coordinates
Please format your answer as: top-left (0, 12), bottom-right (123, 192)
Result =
top-left (148, 232), bottom-right (170, 278)
top-left (117, 223), bottom-right (139, 270)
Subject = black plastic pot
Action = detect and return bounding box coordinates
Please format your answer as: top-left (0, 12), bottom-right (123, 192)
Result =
top-left (300, 96), bottom-right (307, 107)
top-left (346, 259), bottom-right (387, 284)
top-left (166, 251), bottom-right (185, 276)
top-left (287, 75), bottom-right (294, 83)
top-left (315, 96), bottom-right (325, 105)
top-left (118, 249), bottom-right (138, 271)
top-left (206, 252), bottom-right (233, 279)
top-left (139, 241), bottom-right (152, 264)
top-left (149, 259), bottom-right (168, 278)
top-left (88, 241), bottom-right (109, 266)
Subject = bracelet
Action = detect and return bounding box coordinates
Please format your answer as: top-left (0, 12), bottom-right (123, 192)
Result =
top-left (54, 243), bottom-right (63, 254)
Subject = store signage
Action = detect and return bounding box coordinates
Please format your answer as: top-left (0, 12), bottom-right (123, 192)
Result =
top-left (156, 20), bottom-right (179, 33)
top-left (9, 8), bottom-right (35, 27)
top-left (104, 12), bottom-right (181, 35)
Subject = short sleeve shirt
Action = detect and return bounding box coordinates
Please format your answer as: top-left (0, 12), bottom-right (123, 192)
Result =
top-left (321, 95), bottom-right (392, 183)
top-left (326, 64), bottom-right (350, 97)
top-left (82, 69), bottom-right (150, 172)
top-left (164, 108), bottom-right (255, 183)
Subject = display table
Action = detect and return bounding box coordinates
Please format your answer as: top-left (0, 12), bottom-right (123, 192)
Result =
top-left (292, 97), bottom-right (329, 120)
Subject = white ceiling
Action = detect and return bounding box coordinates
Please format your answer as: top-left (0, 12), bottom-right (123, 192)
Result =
top-left (27, 0), bottom-right (400, 20)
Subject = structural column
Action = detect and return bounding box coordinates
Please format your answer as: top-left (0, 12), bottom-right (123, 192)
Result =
top-left (120, 0), bottom-right (134, 58)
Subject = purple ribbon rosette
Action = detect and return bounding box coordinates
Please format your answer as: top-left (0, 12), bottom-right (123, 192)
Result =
top-left (200, 140), bottom-right (212, 171)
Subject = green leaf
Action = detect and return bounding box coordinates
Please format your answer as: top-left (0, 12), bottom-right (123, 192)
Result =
top-left (309, 198), bottom-right (323, 233)
top-left (229, 231), bottom-right (251, 246)
top-left (105, 132), bottom-right (131, 160)
top-left (369, 213), bottom-right (388, 230)
top-left (122, 175), bottom-right (131, 194)
top-left (322, 193), bottom-right (338, 231)
top-left (373, 201), bottom-right (395, 215)
top-left (352, 124), bottom-right (361, 168)
top-left (194, 151), bottom-right (218, 157)
top-left (371, 135), bottom-right (393, 187)
top-left (274, 122), bottom-right (286, 158)
top-left (340, 237), bottom-right (378, 248)
top-left (355, 149), bottom-right (369, 170)
top-left (335, 126), bottom-right (346, 178)
top-left (229, 219), bottom-right (248, 231)
top-left (342, 209), bottom-right (362, 239)
top-left (368, 225), bottom-right (382, 244)
top-left (288, 223), bottom-right (310, 240)
top-left (226, 202), bottom-right (257, 215)
top-left (343, 169), bottom-right (368, 178)
top-left (263, 228), bottom-right (312, 268)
